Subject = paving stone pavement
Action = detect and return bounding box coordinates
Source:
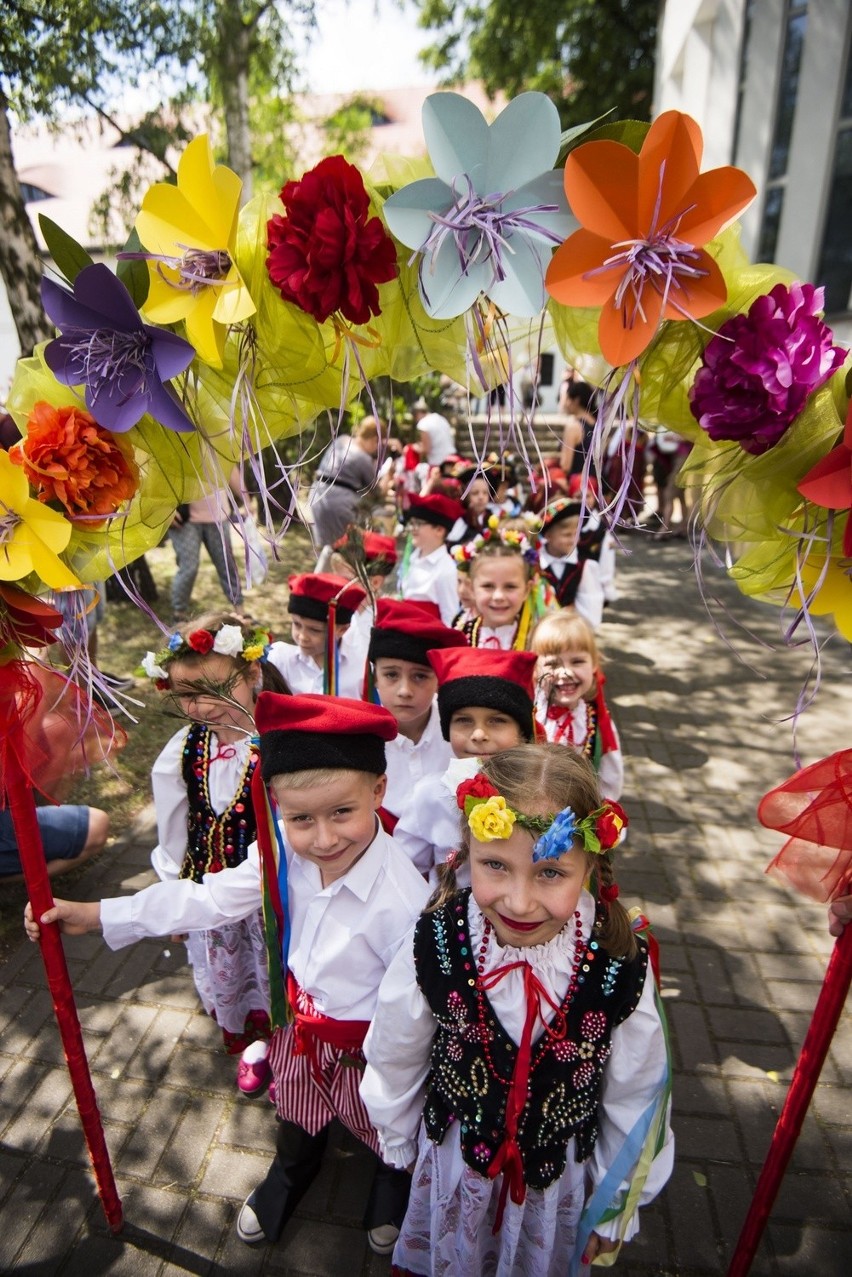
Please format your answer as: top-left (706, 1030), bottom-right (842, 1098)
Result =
top-left (1, 535), bottom-right (851, 1276)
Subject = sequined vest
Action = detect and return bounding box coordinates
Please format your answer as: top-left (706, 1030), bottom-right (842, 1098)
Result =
top-left (180, 723), bottom-right (258, 882)
top-left (413, 891), bottom-right (648, 1190)
top-left (540, 558), bottom-right (584, 607)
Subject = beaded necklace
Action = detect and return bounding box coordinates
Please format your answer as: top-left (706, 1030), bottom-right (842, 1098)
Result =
top-left (181, 724), bottom-right (258, 881)
top-left (472, 910), bottom-right (588, 1228)
top-left (459, 613), bottom-right (519, 650)
top-left (547, 700), bottom-right (597, 757)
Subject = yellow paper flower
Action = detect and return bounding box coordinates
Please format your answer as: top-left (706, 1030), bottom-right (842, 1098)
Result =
top-left (0, 451), bottom-right (81, 589)
top-left (135, 135), bottom-right (256, 368)
top-left (797, 552), bottom-right (852, 642)
top-left (243, 643), bottom-right (265, 661)
top-left (469, 795), bottom-right (517, 842)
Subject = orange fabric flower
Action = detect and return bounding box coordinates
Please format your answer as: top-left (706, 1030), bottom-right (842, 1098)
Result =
top-left (10, 401), bottom-right (138, 524)
top-left (546, 111), bottom-right (756, 367)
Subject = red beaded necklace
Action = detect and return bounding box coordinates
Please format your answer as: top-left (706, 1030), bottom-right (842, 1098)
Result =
top-left (473, 910), bottom-right (587, 1230)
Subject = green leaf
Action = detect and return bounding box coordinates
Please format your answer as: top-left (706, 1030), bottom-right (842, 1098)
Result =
top-left (116, 227), bottom-right (150, 309)
top-left (582, 120), bottom-right (652, 156)
top-left (692, 1171), bottom-right (708, 1187)
top-left (38, 215), bottom-right (94, 285)
top-left (556, 111), bottom-right (615, 165)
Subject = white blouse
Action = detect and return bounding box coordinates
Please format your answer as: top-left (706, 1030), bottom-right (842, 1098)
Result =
top-left (392, 756), bottom-right (478, 879)
top-left (401, 546), bottom-right (460, 625)
top-left (149, 727), bottom-right (256, 882)
top-left (100, 824), bottom-right (430, 1019)
top-left (361, 889), bottom-right (673, 1240)
top-left (534, 695), bottom-right (624, 801)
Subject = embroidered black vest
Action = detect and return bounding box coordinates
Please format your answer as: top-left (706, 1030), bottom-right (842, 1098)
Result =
top-left (180, 724), bottom-right (258, 882)
top-left (540, 558), bottom-right (585, 607)
top-left (413, 891), bottom-right (647, 1190)
top-left (578, 520), bottom-right (607, 564)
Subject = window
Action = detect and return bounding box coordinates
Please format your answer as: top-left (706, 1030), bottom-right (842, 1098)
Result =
top-left (731, 0), bottom-right (756, 165)
top-left (816, 38), bottom-right (852, 313)
top-left (757, 2), bottom-right (808, 262)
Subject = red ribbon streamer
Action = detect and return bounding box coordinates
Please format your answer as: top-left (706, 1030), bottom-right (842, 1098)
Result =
top-left (726, 925), bottom-right (852, 1275)
top-left (1, 694), bottom-right (123, 1233)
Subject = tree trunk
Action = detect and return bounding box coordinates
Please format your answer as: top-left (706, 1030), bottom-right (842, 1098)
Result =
top-left (0, 94), bottom-right (52, 359)
top-left (217, 8), bottom-right (254, 202)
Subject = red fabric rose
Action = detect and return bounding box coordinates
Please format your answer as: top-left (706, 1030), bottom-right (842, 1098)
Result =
top-left (456, 774), bottom-right (499, 811)
top-left (187, 629), bottom-right (214, 654)
top-left (595, 800), bottom-right (628, 849)
top-left (266, 155), bottom-right (398, 325)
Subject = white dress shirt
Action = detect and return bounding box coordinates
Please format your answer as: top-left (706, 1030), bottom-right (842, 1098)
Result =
top-left (383, 700), bottom-right (454, 819)
top-left (534, 695), bottom-right (624, 801)
top-left (266, 638), bottom-right (365, 698)
top-left (392, 756), bottom-right (478, 881)
top-left (401, 546), bottom-right (460, 625)
top-left (100, 824), bottom-right (429, 1019)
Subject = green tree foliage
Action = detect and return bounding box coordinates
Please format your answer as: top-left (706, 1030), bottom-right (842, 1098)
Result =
top-left (415, 0), bottom-right (658, 127)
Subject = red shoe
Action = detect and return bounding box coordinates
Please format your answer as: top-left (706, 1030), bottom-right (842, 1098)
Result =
top-left (237, 1055), bottom-right (271, 1096)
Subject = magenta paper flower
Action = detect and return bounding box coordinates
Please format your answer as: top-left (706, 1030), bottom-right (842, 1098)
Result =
top-left (689, 282), bottom-right (846, 455)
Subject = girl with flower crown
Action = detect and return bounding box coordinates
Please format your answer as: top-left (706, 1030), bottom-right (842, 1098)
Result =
top-left (141, 613), bottom-right (290, 1095)
top-left (362, 744), bottom-right (672, 1275)
top-left (453, 524), bottom-right (551, 650)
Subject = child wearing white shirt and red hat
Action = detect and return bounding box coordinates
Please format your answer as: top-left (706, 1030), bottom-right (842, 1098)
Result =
top-left (366, 598), bottom-right (468, 831)
top-left (25, 695), bottom-right (429, 1257)
top-left (392, 647), bottom-right (539, 882)
top-left (266, 573), bottom-right (367, 697)
top-left (400, 493), bottom-right (464, 624)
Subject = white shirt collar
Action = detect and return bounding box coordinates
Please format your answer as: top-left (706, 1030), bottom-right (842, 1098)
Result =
top-left (540, 547), bottom-right (579, 569)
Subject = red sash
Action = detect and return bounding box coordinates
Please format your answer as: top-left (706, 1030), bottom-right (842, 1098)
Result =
top-left (286, 973), bottom-right (370, 1081)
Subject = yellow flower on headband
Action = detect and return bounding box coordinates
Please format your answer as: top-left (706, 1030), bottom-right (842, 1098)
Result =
top-left (469, 795), bottom-right (516, 842)
top-left (243, 643), bottom-right (265, 661)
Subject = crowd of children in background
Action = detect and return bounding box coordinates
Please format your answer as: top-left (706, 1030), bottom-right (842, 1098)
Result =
top-left (25, 375), bottom-right (677, 1275)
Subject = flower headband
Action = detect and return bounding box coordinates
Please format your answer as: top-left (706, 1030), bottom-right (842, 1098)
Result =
top-left (452, 514), bottom-right (541, 566)
top-left (456, 775), bottom-right (627, 861)
top-left (141, 623), bottom-right (272, 688)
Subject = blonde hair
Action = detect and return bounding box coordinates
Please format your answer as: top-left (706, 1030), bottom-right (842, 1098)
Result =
top-left (531, 611), bottom-right (601, 663)
top-left (429, 743), bottom-right (636, 959)
top-left (354, 415), bottom-right (383, 442)
top-left (270, 767), bottom-right (382, 793)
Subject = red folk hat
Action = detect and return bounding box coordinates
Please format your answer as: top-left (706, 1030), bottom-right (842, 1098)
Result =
top-left (427, 647), bottom-right (538, 741)
top-left (332, 528), bottom-right (398, 570)
top-left (256, 692), bottom-right (398, 782)
top-left (759, 750), bottom-right (852, 902)
top-left (287, 573), bottom-right (366, 624)
top-left (405, 492), bottom-right (465, 530)
top-left (368, 598), bottom-right (469, 668)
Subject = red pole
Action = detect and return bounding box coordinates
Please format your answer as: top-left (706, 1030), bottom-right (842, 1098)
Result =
top-left (726, 925), bottom-right (852, 1276)
top-left (4, 743), bottom-right (123, 1234)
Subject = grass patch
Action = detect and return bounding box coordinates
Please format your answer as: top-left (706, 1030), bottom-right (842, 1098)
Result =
top-left (0, 524), bottom-right (317, 958)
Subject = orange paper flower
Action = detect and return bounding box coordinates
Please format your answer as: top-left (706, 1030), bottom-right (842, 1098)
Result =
top-left (546, 111), bottom-right (756, 367)
top-left (11, 401), bottom-right (138, 525)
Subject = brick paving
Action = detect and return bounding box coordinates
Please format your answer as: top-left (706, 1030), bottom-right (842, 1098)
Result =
top-left (1, 535), bottom-right (851, 1276)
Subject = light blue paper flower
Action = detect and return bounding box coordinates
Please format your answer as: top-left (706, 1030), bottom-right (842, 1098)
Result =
top-left (532, 806), bottom-right (577, 863)
top-left (382, 92), bottom-right (575, 319)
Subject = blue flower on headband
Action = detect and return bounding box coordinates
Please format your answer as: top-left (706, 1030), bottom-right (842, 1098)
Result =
top-left (168, 633), bottom-right (183, 652)
top-left (532, 806), bottom-right (577, 862)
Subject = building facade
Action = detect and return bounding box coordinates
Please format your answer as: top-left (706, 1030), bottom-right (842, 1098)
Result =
top-left (655, 0), bottom-right (852, 342)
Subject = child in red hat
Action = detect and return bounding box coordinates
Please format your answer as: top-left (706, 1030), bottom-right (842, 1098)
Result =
top-left (266, 573), bottom-right (367, 697)
top-left (367, 599), bottom-right (468, 831)
top-left (399, 493), bottom-right (464, 625)
top-left (393, 647), bottom-right (538, 883)
top-left (330, 527), bottom-right (400, 667)
top-left (26, 695), bottom-right (430, 1257)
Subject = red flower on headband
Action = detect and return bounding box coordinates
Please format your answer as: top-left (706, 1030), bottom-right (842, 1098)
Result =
top-left (187, 629), bottom-right (214, 654)
top-left (595, 801), bottom-right (628, 849)
top-left (266, 155), bottom-right (398, 326)
top-left (456, 774), bottom-right (499, 811)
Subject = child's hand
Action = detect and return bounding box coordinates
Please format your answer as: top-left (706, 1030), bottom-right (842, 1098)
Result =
top-left (581, 1233), bottom-right (620, 1265)
top-left (24, 899), bottom-right (101, 941)
top-left (828, 894), bottom-right (852, 938)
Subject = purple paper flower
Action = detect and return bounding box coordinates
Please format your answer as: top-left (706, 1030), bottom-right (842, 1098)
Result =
top-left (689, 282), bottom-right (846, 456)
top-left (41, 263), bottom-right (196, 434)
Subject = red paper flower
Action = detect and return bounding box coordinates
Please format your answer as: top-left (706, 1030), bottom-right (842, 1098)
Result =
top-left (266, 155), bottom-right (398, 326)
top-left (456, 774), bottom-right (500, 811)
top-left (187, 629), bottom-right (214, 654)
top-left (10, 401), bottom-right (138, 525)
top-left (596, 800), bottom-right (628, 849)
